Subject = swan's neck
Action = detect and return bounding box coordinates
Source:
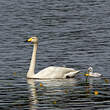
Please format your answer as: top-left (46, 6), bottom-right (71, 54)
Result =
top-left (27, 43), bottom-right (37, 78)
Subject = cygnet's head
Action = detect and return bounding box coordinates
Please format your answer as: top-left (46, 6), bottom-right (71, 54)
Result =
top-left (27, 37), bottom-right (38, 44)
top-left (88, 67), bottom-right (93, 73)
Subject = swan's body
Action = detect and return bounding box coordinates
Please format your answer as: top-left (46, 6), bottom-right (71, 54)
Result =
top-left (88, 67), bottom-right (102, 77)
top-left (26, 37), bottom-right (79, 79)
top-left (28, 66), bottom-right (79, 79)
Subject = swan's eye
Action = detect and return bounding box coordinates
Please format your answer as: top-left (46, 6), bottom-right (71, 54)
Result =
top-left (32, 37), bottom-right (36, 40)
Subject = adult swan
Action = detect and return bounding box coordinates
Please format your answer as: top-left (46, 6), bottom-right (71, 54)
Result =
top-left (26, 37), bottom-right (79, 79)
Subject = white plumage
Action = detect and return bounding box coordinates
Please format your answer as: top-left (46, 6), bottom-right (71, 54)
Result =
top-left (88, 67), bottom-right (102, 77)
top-left (26, 37), bottom-right (79, 79)
top-left (32, 66), bottom-right (79, 79)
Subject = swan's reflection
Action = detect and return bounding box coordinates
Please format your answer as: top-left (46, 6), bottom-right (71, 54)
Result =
top-left (27, 78), bottom-right (77, 110)
top-left (27, 79), bottom-right (38, 110)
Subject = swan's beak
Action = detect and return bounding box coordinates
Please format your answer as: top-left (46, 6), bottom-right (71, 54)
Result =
top-left (27, 38), bottom-right (32, 42)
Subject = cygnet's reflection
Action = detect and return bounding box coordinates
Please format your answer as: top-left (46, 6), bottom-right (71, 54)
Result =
top-left (85, 77), bottom-right (102, 95)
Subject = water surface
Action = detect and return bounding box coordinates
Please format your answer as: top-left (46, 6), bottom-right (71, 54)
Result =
top-left (0, 0), bottom-right (110, 109)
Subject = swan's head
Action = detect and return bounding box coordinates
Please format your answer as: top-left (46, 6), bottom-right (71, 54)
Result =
top-left (88, 67), bottom-right (93, 73)
top-left (27, 37), bottom-right (38, 44)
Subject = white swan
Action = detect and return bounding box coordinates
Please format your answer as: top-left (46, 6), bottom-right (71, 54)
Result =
top-left (26, 37), bottom-right (80, 79)
top-left (88, 67), bottom-right (102, 77)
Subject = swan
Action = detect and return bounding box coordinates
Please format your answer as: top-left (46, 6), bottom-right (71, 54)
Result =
top-left (88, 67), bottom-right (102, 77)
top-left (26, 37), bottom-right (80, 79)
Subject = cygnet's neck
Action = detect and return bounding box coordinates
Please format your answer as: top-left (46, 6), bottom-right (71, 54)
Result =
top-left (88, 69), bottom-right (94, 76)
top-left (27, 43), bottom-right (37, 78)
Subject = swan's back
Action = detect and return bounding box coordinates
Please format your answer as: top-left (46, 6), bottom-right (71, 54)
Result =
top-left (34, 66), bottom-right (79, 78)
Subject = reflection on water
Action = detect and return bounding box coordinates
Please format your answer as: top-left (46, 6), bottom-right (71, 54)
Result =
top-left (0, 76), bottom-right (110, 109)
top-left (27, 78), bottom-right (77, 110)
top-left (26, 78), bottom-right (110, 110)
top-left (27, 79), bottom-right (38, 110)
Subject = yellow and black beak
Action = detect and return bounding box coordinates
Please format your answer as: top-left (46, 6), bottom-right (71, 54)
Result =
top-left (27, 38), bottom-right (32, 42)
top-left (25, 37), bottom-right (32, 42)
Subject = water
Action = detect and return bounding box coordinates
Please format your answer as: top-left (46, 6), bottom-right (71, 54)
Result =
top-left (0, 0), bottom-right (110, 109)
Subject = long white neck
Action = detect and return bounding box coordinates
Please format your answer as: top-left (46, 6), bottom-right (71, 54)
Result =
top-left (27, 43), bottom-right (37, 78)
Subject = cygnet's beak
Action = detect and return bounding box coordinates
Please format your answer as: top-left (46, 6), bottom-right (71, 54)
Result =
top-left (25, 38), bottom-right (32, 42)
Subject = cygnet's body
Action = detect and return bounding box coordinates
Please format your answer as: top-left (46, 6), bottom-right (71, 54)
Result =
top-left (88, 67), bottom-right (102, 77)
top-left (26, 37), bottom-right (79, 79)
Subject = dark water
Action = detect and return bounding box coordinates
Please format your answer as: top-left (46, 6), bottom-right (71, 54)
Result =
top-left (0, 0), bottom-right (110, 109)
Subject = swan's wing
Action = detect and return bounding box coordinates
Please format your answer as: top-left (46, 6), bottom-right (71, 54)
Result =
top-left (35, 66), bottom-right (55, 78)
top-left (35, 66), bottom-right (79, 78)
